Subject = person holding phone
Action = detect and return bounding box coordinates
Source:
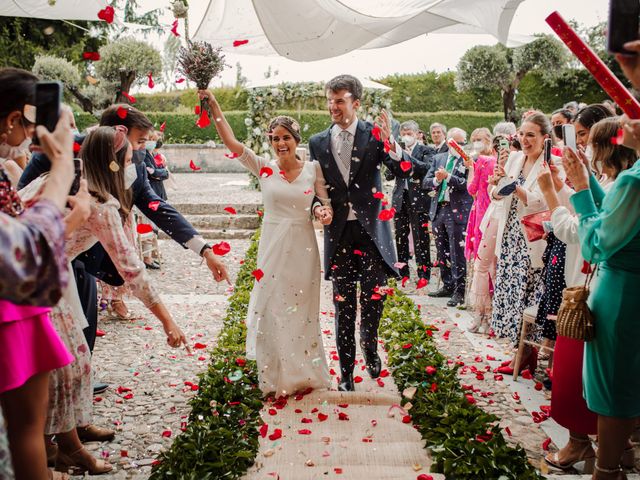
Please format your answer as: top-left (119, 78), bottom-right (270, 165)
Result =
top-left (490, 113), bottom-right (560, 374)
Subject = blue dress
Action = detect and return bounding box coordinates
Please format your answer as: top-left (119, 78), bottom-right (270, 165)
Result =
top-left (571, 162), bottom-right (640, 417)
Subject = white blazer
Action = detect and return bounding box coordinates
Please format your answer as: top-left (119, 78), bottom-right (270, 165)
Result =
top-left (481, 150), bottom-right (562, 269)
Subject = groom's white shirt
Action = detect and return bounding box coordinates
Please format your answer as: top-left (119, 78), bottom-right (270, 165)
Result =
top-left (330, 118), bottom-right (359, 220)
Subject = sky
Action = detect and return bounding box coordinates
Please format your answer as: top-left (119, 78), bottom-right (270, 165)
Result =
top-left (134, 0), bottom-right (608, 90)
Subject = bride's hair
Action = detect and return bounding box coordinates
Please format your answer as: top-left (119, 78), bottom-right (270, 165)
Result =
top-left (268, 116), bottom-right (301, 143)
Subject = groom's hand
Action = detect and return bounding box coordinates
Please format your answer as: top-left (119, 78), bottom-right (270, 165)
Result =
top-left (203, 249), bottom-right (231, 284)
top-left (313, 205), bottom-right (333, 225)
top-left (376, 110), bottom-right (393, 144)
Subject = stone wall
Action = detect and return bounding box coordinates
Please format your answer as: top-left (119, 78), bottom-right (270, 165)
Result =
top-left (162, 144), bottom-right (309, 173)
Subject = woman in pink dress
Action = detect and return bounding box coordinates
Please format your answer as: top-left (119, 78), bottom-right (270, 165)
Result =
top-left (0, 68), bottom-right (78, 480)
top-left (464, 128), bottom-right (497, 333)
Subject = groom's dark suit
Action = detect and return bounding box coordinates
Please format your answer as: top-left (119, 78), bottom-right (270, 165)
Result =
top-left (309, 119), bottom-right (411, 386)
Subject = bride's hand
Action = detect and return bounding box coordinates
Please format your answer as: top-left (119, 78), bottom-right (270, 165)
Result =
top-left (197, 89), bottom-right (216, 105)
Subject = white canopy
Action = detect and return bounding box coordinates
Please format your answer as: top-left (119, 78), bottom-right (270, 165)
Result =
top-left (194, 0), bottom-right (532, 62)
top-left (0, 0), bottom-right (107, 20)
top-left (246, 77), bottom-right (392, 90)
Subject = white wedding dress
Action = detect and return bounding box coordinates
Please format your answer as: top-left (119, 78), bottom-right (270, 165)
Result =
top-left (239, 147), bottom-right (331, 396)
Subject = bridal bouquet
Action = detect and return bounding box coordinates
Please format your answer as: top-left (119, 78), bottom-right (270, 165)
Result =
top-left (177, 41), bottom-right (227, 119)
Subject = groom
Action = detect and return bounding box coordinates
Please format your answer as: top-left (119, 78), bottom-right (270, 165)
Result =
top-left (309, 75), bottom-right (412, 391)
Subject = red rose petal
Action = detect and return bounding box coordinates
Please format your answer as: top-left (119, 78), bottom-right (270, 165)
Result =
top-left (225, 152), bottom-right (240, 159)
top-left (147, 72), bottom-right (155, 89)
top-left (148, 200), bottom-right (160, 211)
top-left (259, 423), bottom-right (268, 438)
top-left (416, 278), bottom-right (428, 289)
top-left (417, 475), bottom-right (434, 480)
top-left (116, 106), bottom-right (128, 119)
top-left (383, 139), bottom-right (392, 153)
top-left (259, 166), bottom-right (273, 178)
top-left (402, 415), bottom-right (412, 423)
top-left (252, 269), bottom-right (264, 282)
top-left (212, 241), bottom-right (231, 256)
top-left (373, 191), bottom-right (385, 199)
top-left (400, 160), bottom-right (412, 172)
top-left (542, 437), bottom-right (552, 451)
top-left (97, 5), bottom-right (114, 23)
top-left (521, 370), bottom-right (533, 380)
top-left (377, 378), bottom-right (385, 387)
top-left (379, 369), bottom-right (389, 378)
top-left (268, 428), bottom-right (282, 441)
top-left (189, 159), bottom-right (201, 171)
top-left (224, 206), bottom-right (237, 214)
top-left (378, 208), bottom-right (396, 221)
top-left (136, 224), bottom-right (153, 234)
top-left (161, 430), bottom-right (171, 438)
top-left (401, 276), bottom-right (409, 287)
top-left (338, 412), bottom-right (349, 421)
top-left (121, 91), bottom-right (136, 104)
top-left (354, 376), bottom-right (363, 383)
top-left (233, 39), bottom-right (249, 47)
top-left (425, 366), bottom-right (437, 375)
top-left (159, 121), bottom-right (166, 132)
top-left (193, 342), bottom-right (207, 349)
top-left (170, 19), bottom-right (180, 37)
top-left (298, 429), bottom-right (312, 435)
top-left (301, 418), bottom-right (313, 423)
top-left (175, 78), bottom-right (185, 84)
top-left (317, 413), bottom-right (328, 422)
top-left (371, 123), bottom-right (381, 141)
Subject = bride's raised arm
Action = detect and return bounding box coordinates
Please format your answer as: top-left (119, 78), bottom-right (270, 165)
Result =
top-left (197, 89), bottom-right (244, 156)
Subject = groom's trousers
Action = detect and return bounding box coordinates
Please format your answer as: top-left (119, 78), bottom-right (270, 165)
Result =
top-left (331, 220), bottom-right (389, 377)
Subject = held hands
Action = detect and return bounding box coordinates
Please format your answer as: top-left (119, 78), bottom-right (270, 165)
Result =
top-left (313, 205), bottom-right (333, 225)
top-left (434, 168), bottom-right (448, 182)
top-left (203, 249), bottom-right (231, 284)
top-left (562, 146), bottom-right (590, 192)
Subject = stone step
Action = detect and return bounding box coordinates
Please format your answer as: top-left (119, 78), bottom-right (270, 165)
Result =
top-left (184, 214), bottom-right (261, 229)
top-left (171, 202), bottom-right (262, 215)
top-left (159, 228), bottom-right (255, 240)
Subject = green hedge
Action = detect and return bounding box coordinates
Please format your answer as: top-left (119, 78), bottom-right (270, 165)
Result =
top-left (150, 229), bottom-right (264, 479)
top-left (75, 110), bottom-right (504, 144)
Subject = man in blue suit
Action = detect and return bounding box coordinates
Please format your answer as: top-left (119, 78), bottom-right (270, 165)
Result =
top-left (19, 105), bottom-right (229, 365)
top-left (387, 120), bottom-right (435, 282)
top-left (423, 129), bottom-right (472, 307)
top-left (309, 75), bottom-right (412, 391)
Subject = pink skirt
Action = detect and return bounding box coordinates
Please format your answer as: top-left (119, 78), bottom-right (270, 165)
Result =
top-left (0, 301), bottom-right (73, 394)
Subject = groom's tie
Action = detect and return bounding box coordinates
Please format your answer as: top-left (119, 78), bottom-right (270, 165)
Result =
top-left (338, 130), bottom-right (353, 175)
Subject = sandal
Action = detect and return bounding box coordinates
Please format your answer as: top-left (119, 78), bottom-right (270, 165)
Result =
top-left (48, 469), bottom-right (69, 480)
top-left (55, 447), bottom-right (113, 475)
top-left (105, 299), bottom-right (132, 321)
top-left (545, 436), bottom-right (595, 473)
top-left (594, 464), bottom-right (627, 480)
top-left (77, 424), bottom-right (116, 442)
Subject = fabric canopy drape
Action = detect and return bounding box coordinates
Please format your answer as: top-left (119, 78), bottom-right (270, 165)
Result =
top-left (0, 0), bottom-right (108, 20)
top-left (193, 0), bottom-right (532, 61)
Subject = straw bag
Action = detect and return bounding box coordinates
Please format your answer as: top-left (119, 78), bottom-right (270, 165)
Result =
top-left (556, 265), bottom-right (596, 341)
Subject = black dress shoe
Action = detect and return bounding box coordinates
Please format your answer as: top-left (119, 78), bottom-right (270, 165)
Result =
top-left (93, 382), bottom-right (109, 395)
top-left (144, 260), bottom-right (160, 270)
top-left (362, 349), bottom-right (382, 378)
top-left (338, 373), bottom-right (355, 392)
top-left (447, 291), bottom-right (465, 307)
top-left (429, 287), bottom-right (454, 298)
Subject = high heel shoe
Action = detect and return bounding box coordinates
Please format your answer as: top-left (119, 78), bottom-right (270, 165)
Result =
top-left (494, 348), bottom-right (538, 375)
top-left (468, 314), bottom-right (490, 334)
top-left (55, 447), bottom-right (113, 475)
top-left (105, 299), bottom-right (132, 321)
top-left (77, 424), bottom-right (116, 442)
top-left (545, 437), bottom-right (595, 473)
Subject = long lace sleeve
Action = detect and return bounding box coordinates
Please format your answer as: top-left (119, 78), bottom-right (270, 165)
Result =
top-left (571, 172), bottom-right (640, 263)
top-left (237, 146), bottom-right (269, 177)
top-left (88, 200), bottom-right (160, 308)
top-left (0, 200), bottom-right (68, 306)
top-left (314, 161), bottom-right (331, 207)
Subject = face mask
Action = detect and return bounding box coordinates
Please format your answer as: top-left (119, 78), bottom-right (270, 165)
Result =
top-left (124, 163), bottom-right (137, 189)
top-left (0, 122), bottom-right (31, 159)
top-left (584, 144), bottom-right (593, 161)
top-left (472, 141), bottom-right (484, 152)
top-left (71, 128), bottom-right (80, 136)
top-left (401, 134), bottom-right (416, 147)
top-left (145, 141), bottom-right (157, 151)
top-left (553, 125), bottom-right (564, 140)
top-left (132, 149), bottom-right (146, 164)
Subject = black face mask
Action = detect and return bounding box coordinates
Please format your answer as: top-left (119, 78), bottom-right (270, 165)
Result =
top-left (553, 125), bottom-right (564, 140)
top-left (132, 149), bottom-right (146, 164)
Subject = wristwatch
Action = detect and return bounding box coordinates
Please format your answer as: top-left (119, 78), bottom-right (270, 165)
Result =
top-left (199, 242), bottom-right (214, 257)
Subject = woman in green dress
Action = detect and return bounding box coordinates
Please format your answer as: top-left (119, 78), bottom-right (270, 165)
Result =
top-left (564, 115), bottom-right (640, 480)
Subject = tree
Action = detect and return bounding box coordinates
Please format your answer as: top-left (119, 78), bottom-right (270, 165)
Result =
top-left (95, 38), bottom-right (163, 103)
top-left (456, 35), bottom-right (567, 121)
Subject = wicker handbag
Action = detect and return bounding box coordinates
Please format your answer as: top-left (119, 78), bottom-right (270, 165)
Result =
top-left (556, 265), bottom-right (597, 341)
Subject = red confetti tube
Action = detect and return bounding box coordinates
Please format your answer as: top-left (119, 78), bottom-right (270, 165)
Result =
top-left (546, 11), bottom-right (640, 119)
top-left (447, 139), bottom-right (470, 163)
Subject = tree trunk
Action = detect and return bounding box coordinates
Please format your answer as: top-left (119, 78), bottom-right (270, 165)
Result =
top-left (67, 85), bottom-right (95, 115)
top-left (502, 86), bottom-right (517, 123)
top-left (115, 71), bottom-right (136, 104)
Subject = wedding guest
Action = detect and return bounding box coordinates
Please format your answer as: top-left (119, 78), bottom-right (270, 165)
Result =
top-left (429, 122), bottom-right (448, 154)
top-left (491, 113), bottom-right (553, 374)
top-left (493, 121), bottom-right (517, 137)
top-left (541, 117), bottom-right (637, 475)
top-left (564, 113), bottom-right (640, 480)
top-left (389, 120), bottom-right (434, 283)
top-left (551, 108), bottom-right (573, 146)
top-left (573, 104), bottom-right (613, 150)
top-left (465, 129), bottom-right (497, 333)
top-left (425, 128), bottom-right (473, 307)
top-left (0, 68), bottom-right (77, 480)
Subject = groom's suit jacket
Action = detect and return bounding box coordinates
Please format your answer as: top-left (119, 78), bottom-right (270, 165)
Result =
top-left (309, 120), bottom-right (412, 280)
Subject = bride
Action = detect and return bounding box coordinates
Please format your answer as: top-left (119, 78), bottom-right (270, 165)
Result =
top-left (198, 90), bottom-right (333, 396)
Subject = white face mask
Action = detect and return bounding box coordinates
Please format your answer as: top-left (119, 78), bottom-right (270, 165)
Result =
top-left (401, 134), bottom-right (416, 147)
top-left (124, 163), bottom-right (137, 189)
top-left (0, 121), bottom-right (31, 160)
top-left (472, 141), bottom-right (484, 152)
top-left (584, 144), bottom-right (593, 161)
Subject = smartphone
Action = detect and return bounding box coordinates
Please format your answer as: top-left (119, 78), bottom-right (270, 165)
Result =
top-left (69, 158), bottom-right (82, 195)
top-left (498, 138), bottom-right (510, 152)
top-left (542, 221), bottom-right (554, 234)
top-left (543, 138), bottom-right (552, 164)
top-left (562, 124), bottom-right (577, 152)
top-left (608, 0), bottom-right (640, 56)
top-left (34, 81), bottom-right (62, 144)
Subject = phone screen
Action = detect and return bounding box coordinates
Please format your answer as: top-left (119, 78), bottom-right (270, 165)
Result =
top-left (69, 158), bottom-right (82, 196)
top-left (608, 0), bottom-right (640, 55)
top-left (563, 124), bottom-right (577, 152)
top-left (35, 82), bottom-right (62, 134)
